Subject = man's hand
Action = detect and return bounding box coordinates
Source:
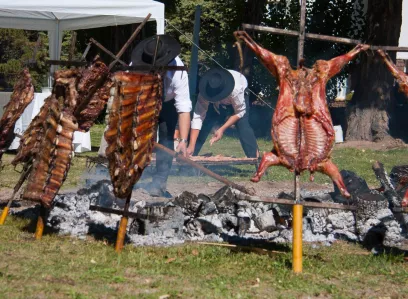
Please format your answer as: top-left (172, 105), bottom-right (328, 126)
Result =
top-left (186, 145), bottom-right (195, 157)
top-left (210, 129), bottom-right (224, 146)
top-left (176, 141), bottom-right (188, 157)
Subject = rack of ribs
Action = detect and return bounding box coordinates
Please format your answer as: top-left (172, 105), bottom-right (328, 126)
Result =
top-left (105, 71), bottom-right (162, 198)
top-left (377, 49), bottom-right (408, 97)
top-left (16, 58), bottom-right (110, 207)
top-left (0, 68), bottom-right (34, 162)
top-left (234, 31), bottom-right (369, 198)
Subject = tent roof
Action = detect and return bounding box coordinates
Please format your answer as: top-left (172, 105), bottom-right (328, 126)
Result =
top-left (0, 0), bottom-right (165, 32)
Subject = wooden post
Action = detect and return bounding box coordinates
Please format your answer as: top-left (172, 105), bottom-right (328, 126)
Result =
top-left (189, 5), bottom-right (201, 108)
top-left (35, 206), bottom-right (46, 240)
top-left (297, 0), bottom-right (307, 66)
top-left (108, 13), bottom-right (151, 70)
top-left (292, 172), bottom-right (303, 273)
top-left (115, 194), bottom-right (131, 253)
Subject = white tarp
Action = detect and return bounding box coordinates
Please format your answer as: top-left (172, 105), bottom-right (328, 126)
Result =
top-left (0, 0), bottom-right (165, 153)
top-left (397, 0), bottom-right (408, 60)
top-left (0, 0), bottom-right (165, 62)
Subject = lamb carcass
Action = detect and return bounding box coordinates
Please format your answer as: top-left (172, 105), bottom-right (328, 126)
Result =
top-left (377, 49), bottom-right (408, 96)
top-left (234, 31), bottom-right (369, 198)
top-left (0, 69), bottom-right (34, 162)
top-left (105, 72), bottom-right (162, 198)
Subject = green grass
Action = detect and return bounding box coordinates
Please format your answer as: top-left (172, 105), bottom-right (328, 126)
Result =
top-left (0, 217), bottom-right (407, 298)
top-left (2, 135), bottom-right (408, 189)
top-left (89, 124), bottom-right (105, 148)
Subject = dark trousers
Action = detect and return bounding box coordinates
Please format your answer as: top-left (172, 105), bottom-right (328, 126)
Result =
top-left (152, 99), bottom-right (178, 188)
top-left (193, 98), bottom-right (258, 158)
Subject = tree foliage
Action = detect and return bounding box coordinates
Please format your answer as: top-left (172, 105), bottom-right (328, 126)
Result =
top-left (0, 29), bottom-right (49, 90)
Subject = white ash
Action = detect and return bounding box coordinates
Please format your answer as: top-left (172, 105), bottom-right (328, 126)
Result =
top-left (13, 169), bottom-right (406, 249)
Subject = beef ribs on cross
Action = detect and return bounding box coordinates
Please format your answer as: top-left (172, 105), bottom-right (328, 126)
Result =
top-left (234, 31), bottom-right (369, 198)
top-left (0, 69), bottom-right (34, 162)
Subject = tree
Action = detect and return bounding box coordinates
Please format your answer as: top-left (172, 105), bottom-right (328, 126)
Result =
top-left (0, 29), bottom-right (49, 91)
top-left (346, 0), bottom-right (403, 141)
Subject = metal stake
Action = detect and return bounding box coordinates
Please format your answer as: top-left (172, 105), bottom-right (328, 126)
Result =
top-left (34, 205), bottom-right (46, 240)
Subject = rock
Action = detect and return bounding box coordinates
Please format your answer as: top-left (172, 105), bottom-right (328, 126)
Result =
top-left (254, 210), bottom-right (276, 232)
top-left (327, 211), bottom-right (355, 230)
top-left (211, 186), bottom-right (236, 214)
top-left (197, 215), bottom-right (223, 234)
top-left (237, 217), bottom-right (251, 236)
top-left (199, 201), bottom-right (218, 216)
top-left (337, 170), bottom-right (371, 197)
top-left (134, 206), bottom-right (184, 238)
top-left (173, 191), bottom-right (204, 216)
top-left (332, 230), bottom-right (358, 242)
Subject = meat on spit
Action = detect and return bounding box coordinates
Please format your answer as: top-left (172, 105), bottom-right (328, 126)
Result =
top-left (377, 49), bottom-right (408, 97)
top-left (105, 72), bottom-right (162, 198)
top-left (15, 58), bottom-right (110, 207)
top-left (0, 68), bottom-right (34, 162)
top-left (377, 50), bottom-right (408, 206)
top-left (234, 31), bottom-right (369, 198)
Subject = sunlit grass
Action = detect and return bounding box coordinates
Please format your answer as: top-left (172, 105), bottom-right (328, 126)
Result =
top-left (0, 216), bottom-right (406, 298)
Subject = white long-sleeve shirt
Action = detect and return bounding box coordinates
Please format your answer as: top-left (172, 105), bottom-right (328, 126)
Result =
top-left (164, 56), bottom-right (192, 113)
top-left (191, 70), bottom-right (248, 130)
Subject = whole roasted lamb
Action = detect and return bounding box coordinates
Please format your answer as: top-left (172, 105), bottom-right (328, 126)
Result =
top-left (235, 31), bottom-right (369, 198)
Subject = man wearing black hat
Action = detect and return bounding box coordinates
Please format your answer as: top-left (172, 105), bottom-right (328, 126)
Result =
top-left (187, 68), bottom-right (258, 158)
top-left (131, 35), bottom-right (192, 197)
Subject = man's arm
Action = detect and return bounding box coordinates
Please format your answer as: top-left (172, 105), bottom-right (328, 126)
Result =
top-left (210, 87), bottom-right (246, 146)
top-left (187, 97), bottom-right (209, 156)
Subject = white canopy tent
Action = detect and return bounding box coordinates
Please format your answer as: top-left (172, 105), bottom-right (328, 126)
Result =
top-left (0, 0), bottom-right (165, 64)
top-left (0, 0), bottom-right (165, 152)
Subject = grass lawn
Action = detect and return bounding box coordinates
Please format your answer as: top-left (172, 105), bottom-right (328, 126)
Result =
top-left (0, 217), bottom-right (407, 298)
top-left (1, 130), bottom-right (408, 189)
top-left (1, 128), bottom-right (408, 297)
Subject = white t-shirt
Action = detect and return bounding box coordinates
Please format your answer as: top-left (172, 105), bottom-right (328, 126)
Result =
top-left (164, 56), bottom-right (192, 113)
top-left (191, 70), bottom-right (248, 130)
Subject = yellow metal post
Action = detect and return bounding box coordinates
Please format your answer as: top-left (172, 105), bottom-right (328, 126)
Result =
top-left (0, 206), bottom-right (10, 225)
top-left (34, 206), bottom-right (46, 240)
top-left (292, 204), bottom-right (303, 273)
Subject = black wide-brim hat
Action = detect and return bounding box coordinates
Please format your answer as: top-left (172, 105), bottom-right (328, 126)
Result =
top-left (131, 35), bottom-right (181, 67)
top-left (199, 68), bottom-right (235, 102)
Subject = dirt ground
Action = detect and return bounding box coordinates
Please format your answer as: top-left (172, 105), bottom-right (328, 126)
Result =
top-left (335, 138), bottom-right (408, 150)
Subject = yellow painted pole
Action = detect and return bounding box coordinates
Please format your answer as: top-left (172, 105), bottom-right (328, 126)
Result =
top-left (292, 204), bottom-right (303, 273)
top-left (34, 206), bottom-right (46, 240)
top-left (0, 206), bottom-right (10, 225)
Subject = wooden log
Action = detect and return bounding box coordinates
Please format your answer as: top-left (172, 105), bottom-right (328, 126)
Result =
top-left (154, 143), bottom-right (254, 195)
top-left (232, 188), bottom-right (357, 210)
top-left (242, 24), bottom-right (408, 51)
top-left (108, 13), bottom-right (151, 70)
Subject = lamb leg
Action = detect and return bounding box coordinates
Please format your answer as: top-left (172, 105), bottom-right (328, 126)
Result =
top-left (317, 159), bottom-right (351, 198)
top-left (251, 151), bottom-right (281, 182)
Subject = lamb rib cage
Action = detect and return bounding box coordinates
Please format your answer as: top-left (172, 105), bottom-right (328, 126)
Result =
top-left (234, 31), bottom-right (369, 198)
top-left (0, 68), bottom-right (34, 161)
top-left (105, 71), bottom-right (162, 199)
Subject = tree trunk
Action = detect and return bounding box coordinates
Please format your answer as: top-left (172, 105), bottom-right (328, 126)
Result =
top-left (346, 0), bottom-right (402, 141)
top-left (239, 0), bottom-right (267, 82)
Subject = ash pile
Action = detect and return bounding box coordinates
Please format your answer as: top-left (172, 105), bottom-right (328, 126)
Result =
top-left (38, 167), bottom-right (408, 249)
